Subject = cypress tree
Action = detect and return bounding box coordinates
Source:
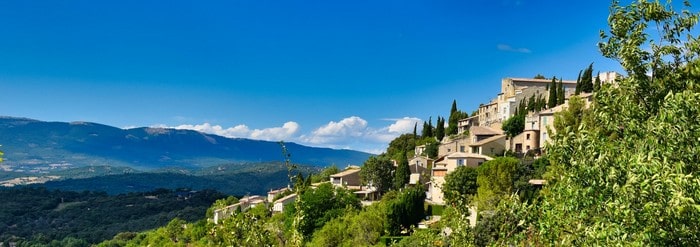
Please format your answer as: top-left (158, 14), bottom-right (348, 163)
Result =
top-left (580, 63), bottom-right (594, 93)
top-left (594, 72), bottom-right (602, 91)
top-left (393, 151), bottom-right (410, 190)
top-left (447, 100), bottom-right (459, 135)
top-left (421, 121), bottom-right (429, 138)
top-left (413, 123), bottom-right (417, 139)
top-left (548, 77), bottom-right (558, 108)
top-left (575, 70), bottom-right (583, 94)
top-left (557, 78), bottom-right (565, 105)
top-left (426, 117), bottom-right (433, 138)
top-left (435, 116), bottom-right (445, 141)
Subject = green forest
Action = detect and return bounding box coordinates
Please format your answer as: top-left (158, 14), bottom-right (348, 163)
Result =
top-left (3, 1), bottom-right (700, 246)
top-left (0, 187), bottom-right (226, 246)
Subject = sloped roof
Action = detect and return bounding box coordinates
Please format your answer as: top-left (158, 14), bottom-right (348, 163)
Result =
top-left (539, 104), bottom-right (567, 115)
top-left (446, 152), bottom-right (494, 160)
top-left (470, 126), bottom-right (503, 136)
top-left (273, 193), bottom-right (298, 204)
top-left (469, 134), bottom-right (506, 147)
top-left (330, 168), bottom-right (361, 178)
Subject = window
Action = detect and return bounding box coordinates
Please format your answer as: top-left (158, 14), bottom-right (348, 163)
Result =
top-left (460, 145), bottom-right (465, 152)
top-left (526, 145), bottom-right (531, 150)
top-left (472, 147), bottom-right (479, 154)
top-left (457, 159), bottom-right (464, 166)
top-left (526, 133), bottom-right (530, 140)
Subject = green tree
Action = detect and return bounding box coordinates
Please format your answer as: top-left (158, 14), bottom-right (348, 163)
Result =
top-left (308, 203), bottom-right (387, 247)
top-left (421, 117), bottom-right (433, 138)
top-left (310, 165), bottom-right (340, 183)
top-left (295, 183), bottom-right (361, 238)
top-left (533, 74), bottom-right (546, 79)
top-left (552, 95), bottom-right (587, 136)
top-left (386, 133), bottom-right (416, 161)
top-left (385, 186), bottom-right (426, 235)
top-left (421, 138), bottom-right (439, 159)
top-left (360, 156), bottom-right (394, 195)
top-left (574, 70), bottom-right (582, 94)
top-left (475, 157), bottom-right (519, 211)
top-left (581, 63), bottom-right (594, 93)
top-left (435, 116), bottom-right (445, 141)
top-left (393, 151), bottom-right (410, 190)
top-left (447, 100), bottom-right (466, 136)
top-left (165, 218), bottom-right (186, 243)
top-left (524, 1), bottom-right (700, 245)
top-left (547, 77), bottom-right (558, 108)
top-left (442, 166), bottom-right (478, 204)
top-left (501, 113), bottom-right (524, 138)
top-left (557, 78), bottom-right (565, 105)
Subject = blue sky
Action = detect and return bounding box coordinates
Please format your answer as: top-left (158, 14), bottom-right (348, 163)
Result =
top-left (0, 0), bottom-right (626, 153)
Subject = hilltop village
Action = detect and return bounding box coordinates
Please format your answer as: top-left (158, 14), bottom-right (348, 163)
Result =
top-left (211, 70), bottom-right (620, 226)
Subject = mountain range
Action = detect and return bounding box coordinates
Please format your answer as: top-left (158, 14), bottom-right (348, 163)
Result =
top-left (0, 116), bottom-right (371, 174)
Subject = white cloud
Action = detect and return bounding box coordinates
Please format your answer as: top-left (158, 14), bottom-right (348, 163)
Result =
top-left (250, 121), bottom-right (300, 141)
top-left (497, 44), bottom-right (531, 53)
top-left (301, 116), bottom-right (368, 144)
top-left (153, 116), bottom-right (422, 155)
top-left (299, 116), bottom-right (422, 154)
top-left (172, 123), bottom-right (251, 138)
top-left (157, 121), bottom-right (299, 141)
top-left (387, 117), bottom-right (421, 133)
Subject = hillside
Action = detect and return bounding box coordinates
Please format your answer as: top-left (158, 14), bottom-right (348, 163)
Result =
top-left (0, 116), bottom-right (371, 174)
top-left (37, 162), bottom-right (320, 195)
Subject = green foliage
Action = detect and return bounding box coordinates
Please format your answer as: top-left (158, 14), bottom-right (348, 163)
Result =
top-left (308, 203), bottom-right (387, 247)
top-left (421, 117), bottom-right (433, 138)
top-left (393, 153), bottom-right (410, 190)
top-left (594, 72), bottom-right (602, 91)
top-left (0, 187), bottom-right (225, 245)
top-left (417, 137), bottom-right (439, 159)
top-left (505, 1), bottom-right (700, 245)
top-left (386, 133), bottom-right (417, 161)
top-left (447, 100), bottom-right (469, 136)
top-left (442, 166), bottom-right (478, 204)
top-left (295, 183), bottom-right (361, 238)
top-left (557, 78), bottom-right (565, 105)
top-left (533, 74), bottom-right (546, 79)
top-left (475, 157), bottom-right (519, 211)
top-left (435, 116), bottom-right (445, 141)
top-left (576, 63), bottom-right (594, 94)
top-left (385, 186), bottom-right (426, 236)
top-left (393, 228), bottom-right (445, 247)
top-left (501, 113), bottom-right (525, 138)
top-left (553, 95), bottom-right (587, 136)
top-left (311, 165), bottom-right (340, 183)
top-left (360, 155), bottom-right (395, 195)
top-left (547, 77), bottom-right (558, 108)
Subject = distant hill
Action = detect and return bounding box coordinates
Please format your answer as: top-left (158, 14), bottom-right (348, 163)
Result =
top-left (0, 117), bottom-right (371, 172)
top-left (38, 162), bottom-right (319, 195)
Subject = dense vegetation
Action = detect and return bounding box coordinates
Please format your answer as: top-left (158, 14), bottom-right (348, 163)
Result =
top-left (0, 187), bottom-right (226, 246)
top-left (7, 1), bottom-right (700, 246)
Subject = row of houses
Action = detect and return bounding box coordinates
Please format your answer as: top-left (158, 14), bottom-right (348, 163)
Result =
top-left (213, 73), bottom-right (618, 225)
top-left (212, 187), bottom-right (298, 224)
top-left (425, 73), bottom-right (617, 205)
